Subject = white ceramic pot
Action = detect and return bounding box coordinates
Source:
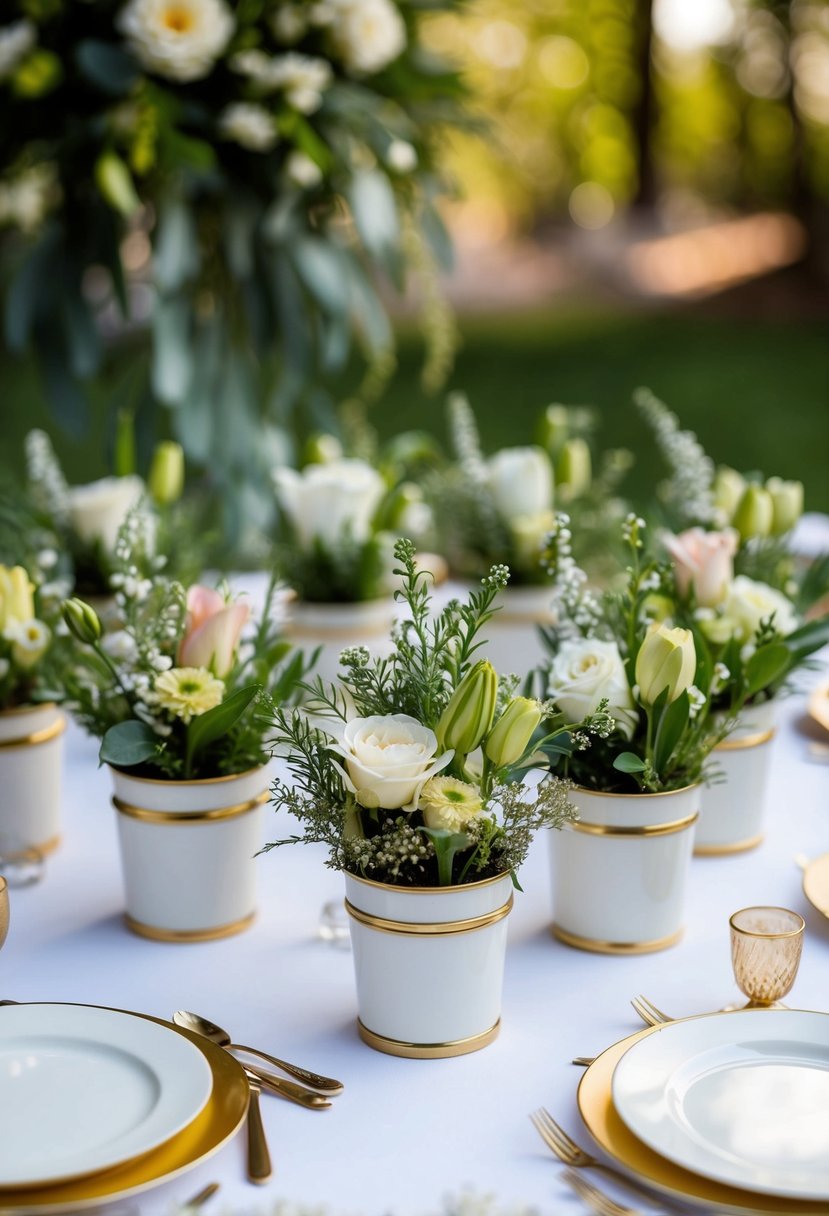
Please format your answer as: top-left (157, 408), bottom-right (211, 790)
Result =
top-left (282, 598), bottom-right (395, 686)
top-left (109, 764), bottom-right (270, 942)
top-left (550, 784), bottom-right (700, 954)
top-left (695, 701), bottom-right (777, 856)
top-left (344, 871), bottom-right (513, 1058)
top-left (476, 584), bottom-right (553, 679)
top-left (0, 704), bottom-right (65, 854)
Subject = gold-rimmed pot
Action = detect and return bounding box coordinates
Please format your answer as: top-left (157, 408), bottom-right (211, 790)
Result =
top-left (0, 703), bottom-right (65, 858)
top-left (108, 764), bottom-right (271, 942)
top-left (695, 700), bottom-right (777, 856)
top-left (343, 870), bottom-right (513, 1058)
top-left (471, 583), bottom-right (554, 679)
top-left (550, 783), bottom-right (700, 954)
top-left (282, 597), bottom-right (396, 688)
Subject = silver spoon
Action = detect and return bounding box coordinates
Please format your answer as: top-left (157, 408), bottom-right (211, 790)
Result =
top-left (173, 1010), bottom-right (343, 1097)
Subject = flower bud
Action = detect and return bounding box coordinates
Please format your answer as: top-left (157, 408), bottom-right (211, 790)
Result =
top-left (437, 660), bottom-right (497, 756)
top-left (303, 432), bottom-right (343, 466)
top-left (538, 405), bottom-right (569, 455)
top-left (556, 438), bottom-right (592, 500)
top-left (62, 598), bottom-right (103, 646)
top-left (148, 441), bottom-right (185, 505)
top-left (94, 151), bottom-right (141, 218)
top-left (635, 623), bottom-right (696, 706)
top-left (0, 565), bottom-right (35, 631)
top-left (766, 477), bottom-right (803, 536)
top-left (485, 697), bottom-right (543, 768)
top-left (732, 484), bottom-right (773, 541)
top-left (713, 466), bottom-right (746, 521)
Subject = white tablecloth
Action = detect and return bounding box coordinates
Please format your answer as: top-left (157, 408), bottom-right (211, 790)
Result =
top-left (5, 656), bottom-right (829, 1215)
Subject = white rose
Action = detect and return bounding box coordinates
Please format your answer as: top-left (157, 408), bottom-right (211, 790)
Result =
top-left (329, 714), bottom-right (453, 810)
top-left (118, 0), bottom-right (234, 83)
top-left (723, 575), bottom-right (799, 643)
top-left (487, 446), bottom-right (553, 523)
top-left (67, 475), bottom-right (145, 553)
top-left (320, 0), bottom-right (406, 76)
top-left (218, 103), bottom-right (278, 152)
top-left (285, 150), bottom-right (324, 188)
top-left (273, 458), bottom-right (385, 550)
top-left (548, 638), bottom-right (638, 741)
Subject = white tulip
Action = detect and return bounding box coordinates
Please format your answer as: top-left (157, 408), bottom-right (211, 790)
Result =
top-left (548, 638), bottom-right (638, 740)
top-left (487, 446), bottom-right (553, 523)
top-left (273, 458), bottom-right (385, 551)
top-left (329, 714), bottom-right (453, 811)
top-left (67, 475), bottom-right (145, 554)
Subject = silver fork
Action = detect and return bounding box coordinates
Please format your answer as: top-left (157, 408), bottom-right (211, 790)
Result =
top-left (529, 1108), bottom-right (661, 1204)
top-left (630, 994), bottom-right (672, 1027)
top-left (560, 1168), bottom-right (644, 1216)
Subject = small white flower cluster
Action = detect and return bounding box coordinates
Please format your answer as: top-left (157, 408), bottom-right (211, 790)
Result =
top-left (111, 505), bottom-right (159, 610)
top-left (25, 430), bottom-right (70, 525)
top-left (0, 19), bottom-right (35, 81)
top-left (621, 512), bottom-right (646, 549)
top-left (345, 819), bottom-right (431, 882)
top-left (542, 513), bottom-right (603, 638)
top-left (687, 684), bottom-right (707, 718)
top-left (232, 49), bottom-right (333, 113)
top-left (0, 163), bottom-right (60, 233)
top-left (635, 387), bottom-right (717, 526)
top-left (448, 392), bottom-right (486, 481)
top-left (218, 102), bottom-right (279, 152)
top-left (311, 0), bottom-right (406, 76)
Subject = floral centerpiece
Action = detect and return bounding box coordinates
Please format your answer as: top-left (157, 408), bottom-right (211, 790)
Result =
top-left (61, 517), bottom-right (312, 940)
top-left (0, 560), bottom-right (66, 855)
top-left (539, 513), bottom-right (731, 953)
top-left (0, 0), bottom-right (463, 529)
top-left (265, 539), bottom-right (592, 1055)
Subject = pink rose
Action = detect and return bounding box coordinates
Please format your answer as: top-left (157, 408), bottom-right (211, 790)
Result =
top-left (178, 586), bottom-right (249, 677)
top-left (663, 527), bottom-right (738, 608)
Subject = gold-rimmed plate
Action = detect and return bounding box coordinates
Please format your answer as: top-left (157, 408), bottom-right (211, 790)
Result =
top-left (802, 853), bottom-right (829, 920)
top-left (0, 1010), bottom-right (249, 1213)
top-left (577, 1019), bottom-right (829, 1215)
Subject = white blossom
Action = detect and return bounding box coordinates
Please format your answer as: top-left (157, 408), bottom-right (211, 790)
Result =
top-left (218, 103), bottom-right (279, 152)
top-left (118, 0), bottom-right (234, 83)
top-left (0, 20), bottom-right (35, 82)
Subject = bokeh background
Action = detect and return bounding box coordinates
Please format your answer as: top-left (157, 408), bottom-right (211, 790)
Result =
top-left (4, 0), bottom-right (829, 512)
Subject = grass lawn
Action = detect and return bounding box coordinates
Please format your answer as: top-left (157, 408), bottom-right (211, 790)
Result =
top-left (3, 303), bottom-right (828, 512)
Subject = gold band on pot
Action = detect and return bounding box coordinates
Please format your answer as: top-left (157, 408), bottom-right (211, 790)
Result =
top-left (0, 717), bottom-right (65, 750)
top-left (717, 728), bottom-right (775, 751)
top-left (566, 812), bottom-right (698, 838)
top-left (552, 924), bottom-right (684, 955)
top-left (111, 791), bottom-right (268, 824)
top-left (284, 617), bottom-right (391, 641)
top-left (344, 894), bottom-right (513, 937)
top-left (694, 832), bottom-right (764, 856)
top-left (124, 911), bottom-right (256, 942)
top-left (357, 1017), bottom-right (501, 1058)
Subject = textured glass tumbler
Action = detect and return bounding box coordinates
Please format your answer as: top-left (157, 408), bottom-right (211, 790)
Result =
top-left (730, 905), bottom-right (804, 1008)
top-left (0, 877), bottom-right (8, 952)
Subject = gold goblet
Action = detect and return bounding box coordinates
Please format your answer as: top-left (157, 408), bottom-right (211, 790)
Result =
top-left (729, 905), bottom-right (805, 1009)
top-left (0, 876), bottom-right (8, 952)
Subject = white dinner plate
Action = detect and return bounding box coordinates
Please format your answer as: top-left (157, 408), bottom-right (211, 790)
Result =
top-left (612, 1009), bottom-right (829, 1201)
top-left (0, 1003), bottom-right (213, 1188)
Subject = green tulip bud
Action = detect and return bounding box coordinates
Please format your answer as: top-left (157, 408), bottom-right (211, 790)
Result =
top-left (635, 623), bottom-right (696, 707)
top-left (485, 697), bottom-right (543, 768)
top-left (556, 438), bottom-right (592, 500)
top-left (303, 433), bottom-right (343, 466)
top-left (732, 485), bottom-right (773, 541)
top-left (712, 466), bottom-right (746, 522)
top-left (766, 477), bottom-right (803, 536)
top-left (94, 151), bottom-right (141, 218)
top-left (148, 441), bottom-right (185, 505)
top-left (538, 405), bottom-right (570, 455)
top-left (62, 598), bottom-right (103, 646)
top-left (12, 49), bottom-right (61, 98)
top-left (437, 660), bottom-right (498, 756)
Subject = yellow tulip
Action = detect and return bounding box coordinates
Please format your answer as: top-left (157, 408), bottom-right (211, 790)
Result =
top-left (485, 697), bottom-right (543, 768)
top-left (0, 565), bottom-right (35, 631)
top-left (635, 623), bottom-right (696, 706)
top-left (437, 660), bottom-right (497, 756)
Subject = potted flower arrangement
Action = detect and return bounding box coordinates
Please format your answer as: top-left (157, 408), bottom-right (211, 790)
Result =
top-left (62, 511), bottom-right (312, 941)
top-left (540, 513), bottom-right (729, 954)
top-left (0, 562), bottom-right (65, 857)
top-left (273, 456), bottom-right (398, 684)
top-left (638, 387), bottom-right (829, 854)
top-left (426, 394), bottom-right (632, 677)
top-left (265, 540), bottom-right (587, 1057)
top-left (664, 526), bottom-right (829, 853)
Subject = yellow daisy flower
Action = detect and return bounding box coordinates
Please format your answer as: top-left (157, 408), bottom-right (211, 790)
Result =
top-left (419, 776), bottom-right (484, 833)
top-left (150, 666), bottom-right (224, 723)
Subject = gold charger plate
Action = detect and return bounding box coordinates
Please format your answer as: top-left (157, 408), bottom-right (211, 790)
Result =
top-left (577, 1021), bottom-right (829, 1215)
top-left (0, 1009), bottom-right (249, 1214)
top-left (803, 853), bottom-right (829, 919)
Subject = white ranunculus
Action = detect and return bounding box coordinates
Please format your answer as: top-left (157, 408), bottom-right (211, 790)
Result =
top-left (285, 150), bottom-right (323, 188)
top-left (0, 20), bottom-right (35, 81)
top-left (273, 458), bottom-right (385, 551)
top-left (548, 638), bottom-right (638, 740)
top-left (218, 103), bottom-right (278, 152)
top-left (329, 714), bottom-right (453, 811)
top-left (723, 576), bottom-right (799, 643)
top-left (118, 0), bottom-right (234, 83)
top-left (67, 475), bottom-right (145, 553)
top-left (487, 446), bottom-right (554, 523)
top-left (319, 0), bottom-right (406, 76)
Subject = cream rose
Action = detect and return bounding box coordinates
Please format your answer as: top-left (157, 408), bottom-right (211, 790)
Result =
top-left (318, 0), bottom-right (406, 76)
top-left (67, 475), bottom-right (145, 553)
top-left (329, 714), bottom-right (452, 811)
top-left (723, 576), bottom-right (798, 643)
top-left (662, 526), bottom-right (737, 608)
top-left (548, 638), bottom-right (638, 740)
top-left (273, 458), bottom-right (385, 551)
top-left (118, 0), bottom-right (234, 82)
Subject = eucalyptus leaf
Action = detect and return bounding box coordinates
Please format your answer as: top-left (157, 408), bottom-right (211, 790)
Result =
top-left (76, 40), bottom-right (138, 95)
top-left (100, 720), bottom-right (159, 768)
top-left (613, 752), bottom-right (647, 773)
top-left (61, 293), bottom-right (101, 379)
top-left (5, 225), bottom-right (61, 352)
top-left (151, 294), bottom-right (193, 405)
top-left (292, 237), bottom-right (350, 315)
top-left (348, 170), bottom-right (401, 282)
top-left (154, 201), bottom-right (200, 293)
